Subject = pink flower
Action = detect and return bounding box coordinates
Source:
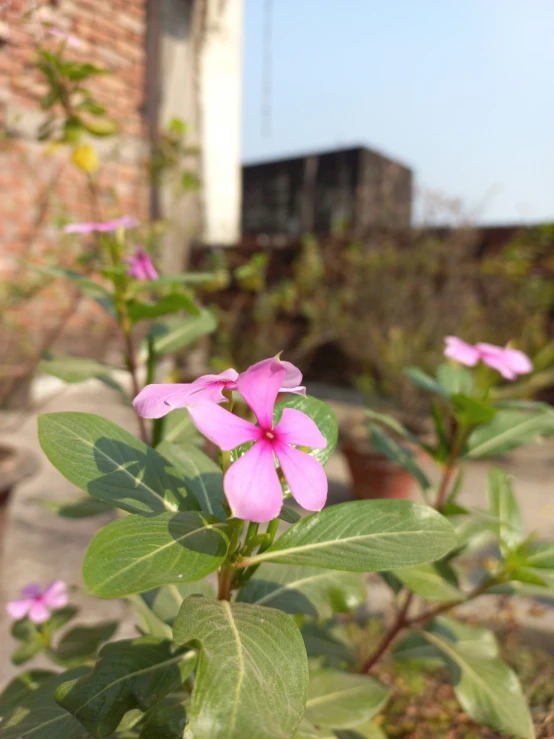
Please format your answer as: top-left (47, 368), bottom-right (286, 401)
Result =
top-left (126, 246), bottom-right (158, 281)
top-left (6, 581), bottom-right (68, 624)
top-left (64, 216), bottom-right (139, 234)
top-left (445, 336), bottom-right (532, 380)
top-left (49, 27), bottom-right (81, 48)
top-left (186, 357), bottom-right (327, 522)
top-left (133, 358), bottom-right (305, 419)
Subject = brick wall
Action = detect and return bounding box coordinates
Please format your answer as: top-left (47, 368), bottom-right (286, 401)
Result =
top-left (0, 0), bottom-right (150, 376)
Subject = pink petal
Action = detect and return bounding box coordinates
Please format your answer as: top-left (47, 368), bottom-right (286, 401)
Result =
top-left (281, 361), bottom-right (303, 389)
top-left (64, 222), bottom-right (98, 234)
top-left (133, 383), bottom-right (198, 418)
top-left (275, 408), bottom-right (327, 449)
top-left (28, 601), bottom-right (50, 624)
top-left (187, 400), bottom-right (261, 450)
top-left (224, 440), bottom-right (284, 522)
top-left (477, 343), bottom-right (532, 379)
top-left (274, 443), bottom-right (328, 513)
top-left (278, 385), bottom-right (306, 396)
top-left (21, 583), bottom-right (42, 598)
top-left (444, 336), bottom-right (480, 367)
top-left (6, 598), bottom-right (33, 620)
top-left (237, 357), bottom-right (287, 429)
top-left (42, 581), bottom-right (68, 610)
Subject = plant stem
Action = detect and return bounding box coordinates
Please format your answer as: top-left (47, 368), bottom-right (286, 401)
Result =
top-left (122, 327), bottom-right (148, 443)
top-left (217, 518), bottom-right (245, 601)
top-left (435, 424), bottom-right (468, 509)
top-left (362, 592), bottom-right (413, 673)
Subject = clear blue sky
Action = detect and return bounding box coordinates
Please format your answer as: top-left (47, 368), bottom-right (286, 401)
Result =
top-left (242, 0), bottom-right (554, 225)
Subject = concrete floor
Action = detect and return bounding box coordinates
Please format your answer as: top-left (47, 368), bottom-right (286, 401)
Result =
top-left (1, 380), bottom-right (554, 685)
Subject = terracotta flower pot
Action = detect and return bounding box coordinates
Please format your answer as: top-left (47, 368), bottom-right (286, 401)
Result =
top-left (341, 441), bottom-right (420, 501)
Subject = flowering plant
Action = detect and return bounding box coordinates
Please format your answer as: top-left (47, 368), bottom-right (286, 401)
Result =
top-left (3, 327), bottom-right (554, 738)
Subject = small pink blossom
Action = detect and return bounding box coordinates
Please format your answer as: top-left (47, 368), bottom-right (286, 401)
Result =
top-left (126, 246), bottom-right (158, 281)
top-left (49, 27), bottom-right (81, 48)
top-left (186, 357), bottom-right (327, 522)
top-left (133, 358), bottom-right (306, 419)
top-left (64, 216), bottom-right (139, 234)
top-left (445, 336), bottom-right (532, 380)
top-left (6, 581), bottom-right (68, 624)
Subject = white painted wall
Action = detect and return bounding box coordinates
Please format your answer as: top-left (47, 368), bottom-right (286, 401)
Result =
top-left (199, 0), bottom-right (243, 245)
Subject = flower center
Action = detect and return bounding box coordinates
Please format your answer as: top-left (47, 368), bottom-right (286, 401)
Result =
top-left (265, 430), bottom-right (275, 440)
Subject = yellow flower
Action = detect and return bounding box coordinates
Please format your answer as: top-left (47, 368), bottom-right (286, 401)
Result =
top-left (72, 144), bottom-right (99, 173)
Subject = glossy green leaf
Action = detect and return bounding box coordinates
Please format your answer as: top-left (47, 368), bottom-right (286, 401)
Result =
top-left (467, 408), bottom-right (554, 458)
top-left (173, 597), bottom-right (308, 739)
top-left (237, 564), bottom-right (366, 617)
top-left (128, 292), bottom-right (198, 323)
top-left (243, 500), bottom-right (456, 571)
top-left (39, 412), bottom-right (199, 516)
top-left (421, 628), bottom-right (533, 739)
top-left (138, 697), bottom-right (187, 738)
top-left (394, 616), bottom-right (499, 662)
top-left (436, 363), bottom-right (475, 395)
top-left (55, 638), bottom-right (196, 738)
top-left (49, 622), bottom-right (118, 667)
top-left (403, 366), bottom-right (450, 399)
top-left (0, 670), bottom-right (55, 718)
top-left (274, 394), bottom-right (338, 467)
top-left (33, 495), bottom-right (114, 518)
top-left (486, 467), bottom-right (523, 556)
top-left (335, 721), bottom-right (388, 739)
top-left (370, 426), bottom-right (431, 490)
top-left (150, 310), bottom-right (217, 355)
top-left (393, 563), bottom-right (463, 602)
top-left (279, 504), bottom-right (302, 523)
top-left (304, 668), bottom-right (389, 729)
top-left (157, 441), bottom-right (226, 520)
top-left (83, 511), bottom-right (228, 597)
top-left (0, 668), bottom-right (90, 739)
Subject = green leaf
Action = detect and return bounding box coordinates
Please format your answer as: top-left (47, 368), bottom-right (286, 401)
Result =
top-left (509, 567), bottom-right (549, 587)
top-left (304, 668), bottom-right (388, 729)
top-left (394, 616), bottom-right (499, 662)
top-left (279, 504), bottom-right (302, 523)
top-left (370, 426), bottom-right (431, 490)
top-left (486, 467), bottom-right (523, 556)
top-left (157, 442), bottom-right (226, 520)
top-left (173, 597), bottom-right (308, 739)
top-left (523, 541), bottom-right (554, 569)
top-left (140, 272), bottom-right (216, 291)
top-left (39, 355), bottom-right (117, 385)
top-left (436, 363), bottom-right (475, 395)
top-left (138, 697), bottom-right (187, 738)
top-left (366, 409), bottom-right (432, 453)
top-left (48, 606), bottom-right (80, 632)
top-left (55, 638), bottom-right (196, 738)
top-left (451, 393), bottom-right (497, 426)
top-left (301, 622), bottom-right (354, 663)
top-left (83, 511), bottom-right (228, 597)
top-left (274, 394), bottom-right (338, 467)
top-left (243, 500), bottom-right (456, 571)
top-left (0, 667), bottom-right (90, 739)
top-left (393, 563), bottom-right (463, 602)
top-left (335, 721), bottom-right (388, 739)
top-left (421, 628), bottom-right (533, 739)
top-left (38, 412), bottom-right (199, 516)
top-left (33, 495), bottom-right (114, 518)
top-left (403, 366), bottom-right (450, 399)
top-left (128, 595), bottom-right (173, 640)
top-left (128, 293), bottom-right (199, 323)
top-left (150, 310), bottom-right (217, 355)
top-left (49, 622), bottom-right (118, 667)
top-left (0, 670), bottom-right (55, 718)
top-left (238, 564), bottom-right (366, 617)
top-left (30, 266), bottom-right (115, 316)
top-left (159, 408), bottom-right (202, 446)
top-left (141, 582), bottom-right (216, 626)
top-left (467, 407), bottom-right (554, 458)
top-left (11, 619), bottom-right (48, 666)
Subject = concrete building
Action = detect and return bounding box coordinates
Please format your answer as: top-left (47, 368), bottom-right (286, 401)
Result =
top-left (242, 146), bottom-right (413, 238)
